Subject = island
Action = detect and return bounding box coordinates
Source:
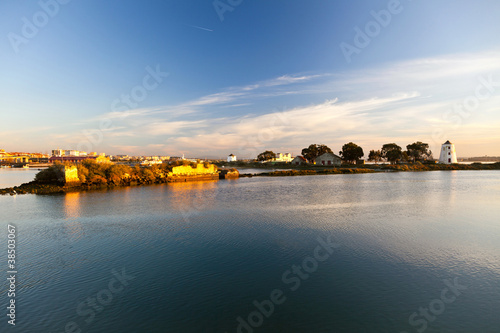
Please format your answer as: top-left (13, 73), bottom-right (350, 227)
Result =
top-left (0, 160), bottom-right (238, 195)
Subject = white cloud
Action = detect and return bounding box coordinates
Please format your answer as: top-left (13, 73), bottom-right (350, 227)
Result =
top-left (142, 120), bottom-right (208, 136)
top-left (36, 50), bottom-right (500, 157)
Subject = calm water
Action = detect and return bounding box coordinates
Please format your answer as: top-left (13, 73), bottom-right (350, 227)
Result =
top-left (1, 170), bottom-right (499, 332)
top-left (0, 168), bottom-right (39, 188)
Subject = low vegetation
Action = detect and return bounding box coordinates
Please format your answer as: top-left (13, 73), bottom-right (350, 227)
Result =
top-left (380, 162), bottom-right (500, 172)
top-left (249, 168), bottom-right (375, 177)
top-left (34, 159), bottom-right (208, 186)
top-left (1, 160), bottom-right (217, 195)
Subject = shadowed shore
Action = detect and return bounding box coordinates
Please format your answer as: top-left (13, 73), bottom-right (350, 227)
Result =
top-left (238, 162), bottom-right (500, 177)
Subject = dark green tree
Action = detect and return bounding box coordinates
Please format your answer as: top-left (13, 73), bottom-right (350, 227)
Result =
top-left (339, 142), bottom-right (364, 164)
top-left (368, 150), bottom-right (382, 163)
top-left (401, 151), bottom-right (410, 163)
top-left (381, 143), bottom-right (403, 164)
top-left (35, 163), bottom-right (65, 183)
top-left (406, 141), bottom-right (432, 162)
top-left (301, 144), bottom-right (332, 163)
top-left (257, 150), bottom-right (276, 162)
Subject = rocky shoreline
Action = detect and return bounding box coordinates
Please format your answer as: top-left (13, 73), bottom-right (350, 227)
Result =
top-left (0, 173), bottom-right (235, 196)
top-left (0, 161), bottom-right (239, 195)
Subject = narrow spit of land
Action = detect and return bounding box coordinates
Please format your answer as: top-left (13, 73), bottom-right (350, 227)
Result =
top-left (231, 161), bottom-right (500, 177)
top-left (1, 161), bottom-right (499, 196)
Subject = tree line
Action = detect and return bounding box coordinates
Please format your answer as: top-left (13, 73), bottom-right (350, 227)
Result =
top-left (368, 142), bottom-right (432, 164)
top-left (256, 141), bottom-right (432, 164)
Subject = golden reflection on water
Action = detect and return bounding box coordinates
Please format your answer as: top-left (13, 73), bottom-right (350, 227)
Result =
top-left (62, 192), bottom-right (84, 240)
top-left (63, 192), bottom-right (81, 218)
top-left (167, 180), bottom-right (218, 191)
top-left (166, 180), bottom-right (220, 217)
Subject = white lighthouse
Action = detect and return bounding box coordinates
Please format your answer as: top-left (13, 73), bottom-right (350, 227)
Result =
top-left (438, 140), bottom-right (457, 164)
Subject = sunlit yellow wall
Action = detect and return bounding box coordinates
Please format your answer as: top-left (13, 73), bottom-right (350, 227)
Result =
top-left (64, 166), bottom-right (80, 183)
top-left (169, 164), bottom-right (218, 176)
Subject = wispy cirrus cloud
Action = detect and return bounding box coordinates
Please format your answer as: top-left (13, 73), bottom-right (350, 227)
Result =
top-left (85, 73), bottom-right (327, 126)
top-left (181, 73), bottom-right (328, 107)
top-left (24, 49), bottom-right (500, 157)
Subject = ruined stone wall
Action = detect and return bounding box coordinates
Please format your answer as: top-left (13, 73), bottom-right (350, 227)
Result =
top-left (56, 166), bottom-right (80, 184)
top-left (169, 164), bottom-right (218, 176)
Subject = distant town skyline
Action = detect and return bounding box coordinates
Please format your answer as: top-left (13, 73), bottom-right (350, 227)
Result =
top-left (1, 1), bottom-right (499, 158)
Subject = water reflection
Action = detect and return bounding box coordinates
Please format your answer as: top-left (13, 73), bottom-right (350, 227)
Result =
top-left (0, 168), bottom-right (38, 188)
top-left (166, 180), bottom-right (220, 220)
top-left (62, 192), bottom-right (84, 240)
top-left (1, 170), bottom-right (499, 332)
top-left (63, 192), bottom-right (81, 218)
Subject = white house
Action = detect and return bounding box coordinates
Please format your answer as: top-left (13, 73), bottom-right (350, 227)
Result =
top-left (315, 152), bottom-right (342, 166)
top-left (438, 140), bottom-right (457, 164)
top-left (275, 153), bottom-right (293, 162)
top-left (227, 154), bottom-right (237, 162)
top-left (291, 156), bottom-right (308, 165)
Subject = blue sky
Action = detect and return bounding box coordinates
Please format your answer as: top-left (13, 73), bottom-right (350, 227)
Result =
top-left (1, 0), bottom-right (499, 158)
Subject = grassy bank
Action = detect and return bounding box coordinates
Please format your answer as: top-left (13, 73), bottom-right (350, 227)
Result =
top-left (377, 162), bottom-right (500, 171)
top-left (243, 168), bottom-right (376, 177)
top-left (237, 161), bottom-right (500, 177)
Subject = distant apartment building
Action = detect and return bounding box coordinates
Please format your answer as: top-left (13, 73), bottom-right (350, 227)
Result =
top-left (0, 153), bottom-right (29, 164)
top-left (52, 149), bottom-right (85, 157)
top-left (49, 155), bottom-right (110, 164)
top-left (50, 149), bottom-right (109, 163)
top-left (0, 150), bottom-right (49, 164)
top-left (64, 150), bottom-right (80, 156)
top-left (52, 149), bottom-right (64, 157)
top-left (140, 160), bottom-right (163, 166)
top-left (114, 155), bottom-right (130, 161)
